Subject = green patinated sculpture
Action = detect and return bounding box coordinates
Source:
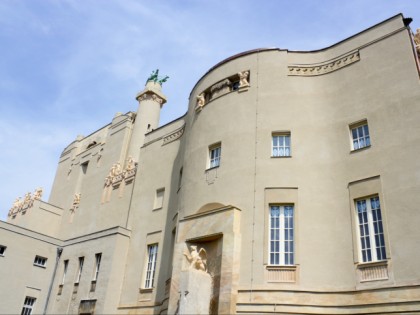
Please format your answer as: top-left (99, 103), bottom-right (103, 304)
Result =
top-left (147, 69), bottom-right (169, 85)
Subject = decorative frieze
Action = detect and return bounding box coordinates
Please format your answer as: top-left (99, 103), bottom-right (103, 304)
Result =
top-left (162, 125), bottom-right (185, 145)
top-left (288, 51), bottom-right (360, 76)
top-left (137, 93), bottom-right (165, 105)
top-left (8, 188), bottom-right (43, 217)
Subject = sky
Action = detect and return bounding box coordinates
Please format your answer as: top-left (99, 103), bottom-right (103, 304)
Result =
top-left (0, 0), bottom-right (419, 220)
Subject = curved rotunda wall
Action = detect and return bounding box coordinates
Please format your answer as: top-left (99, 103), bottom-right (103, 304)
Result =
top-left (177, 12), bottom-right (420, 294)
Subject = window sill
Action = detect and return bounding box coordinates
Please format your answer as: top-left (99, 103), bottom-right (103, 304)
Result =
top-left (356, 260), bottom-right (387, 268)
top-left (33, 263), bottom-right (46, 268)
top-left (139, 287), bottom-right (153, 294)
top-left (152, 207), bottom-right (163, 212)
top-left (271, 155), bottom-right (292, 158)
top-left (350, 145), bottom-right (371, 153)
top-left (206, 165), bottom-right (220, 171)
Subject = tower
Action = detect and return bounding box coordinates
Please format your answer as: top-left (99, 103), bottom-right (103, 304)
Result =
top-left (128, 76), bottom-right (167, 162)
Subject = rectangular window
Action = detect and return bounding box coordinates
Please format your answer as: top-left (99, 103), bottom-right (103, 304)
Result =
top-left (356, 196), bottom-right (386, 263)
top-left (0, 245), bottom-right (6, 256)
top-left (208, 144), bottom-right (221, 168)
top-left (75, 257), bottom-right (84, 283)
top-left (21, 296), bottom-right (36, 315)
top-left (153, 188), bottom-right (165, 209)
top-left (350, 121), bottom-right (370, 150)
top-left (145, 244), bottom-right (158, 289)
top-left (33, 255), bottom-right (47, 267)
top-left (93, 253), bottom-right (102, 281)
top-left (272, 133), bottom-right (291, 157)
top-left (269, 205), bottom-right (294, 265)
top-left (61, 260), bottom-right (69, 285)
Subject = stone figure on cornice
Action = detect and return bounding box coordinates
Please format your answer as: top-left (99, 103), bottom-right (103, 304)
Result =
top-left (195, 93), bottom-right (205, 111)
top-left (238, 70), bottom-right (250, 88)
top-left (33, 188), bottom-right (43, 200)
top-left (9, 197), bottom-right (22, 216)
top-left (183, 245), bottom-right (208, 272)
top-left (125, 156), bottom-right (136, 171)
top-left (22, 192), bottom-right (32, 207)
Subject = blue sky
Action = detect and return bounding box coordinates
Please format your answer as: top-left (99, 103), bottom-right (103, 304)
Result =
top-left (1, 0), bottom-right (419, 220)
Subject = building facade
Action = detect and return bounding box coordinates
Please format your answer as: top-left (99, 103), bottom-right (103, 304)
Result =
top-left (1, 13), bottom-right (420, 314)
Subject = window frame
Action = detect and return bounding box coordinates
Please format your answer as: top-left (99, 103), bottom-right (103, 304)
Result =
top-left (93, 253), bottom-right (102, 281)
top-left (271, 132), bottom-right (291, 157)
top-left (21, 296), bottom-right (36, 315)
top-left (33, 255), bottom-right (47, 268)
top-left (349, 120), bottom-right (371, 151)
top-left (208, 143), bottom-right (222, 169)
top-left (153, 188), bottom-right (165, 210)
top-left (75, 257), bottom-right (84, 284)
top-left (268, 204), bottom-right (295, 266)
top-left (355, 195), bottom-right (387, 263)
top-left (144, 244), bottom-right (158, 289)
top-left (61, 260), bottom-right (69, 285)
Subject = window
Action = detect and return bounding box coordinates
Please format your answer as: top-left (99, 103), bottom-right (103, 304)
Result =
top-left (0, 245), bottom-right (6, 256)
top-left (178, 167), bottom-right (183, 191)
top-left (75, 257), bottom-right (84, 283)
top-left (81, 161), bottom-right (89, 174)
top-left (269, 205), bottom-right (294, 265)
top-left (93, 253), bottom-right (102, 281)
top-left (21, 296), bottom-right (36, 315)
top-left (350, 121), bottom-right (370, 150)
top-left (61, 260), bottom-right (69, 285)
top-left (356, 196), bottom-right (386, 263)
top-left (144, 244), bottom-right (158, 289)
top-left (208, 144), bottom-right (221, 168)
top-left (33, 255), bottom-right (47, 267)
top-left (153, 188), bottom-right (165, 209)
top-left (272, 133), bottom-right (291, 157)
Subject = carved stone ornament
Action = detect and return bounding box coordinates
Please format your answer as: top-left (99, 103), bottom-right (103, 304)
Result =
top-left (124, 157), bottom-right (137, 181)
top-left (183, 245), bottom-right (208, 272)
top-left (71, 193), bottom-right (81, 212)
top-left (195, 93), bottom-right (206, 112)
top-left (238, 70), bottom-right (250, 88)
top-left (138, 93), bottom-right (164, 105)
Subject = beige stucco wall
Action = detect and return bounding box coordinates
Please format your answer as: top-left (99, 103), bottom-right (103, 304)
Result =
top-left (1, 13), bottom-right (420, 315)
